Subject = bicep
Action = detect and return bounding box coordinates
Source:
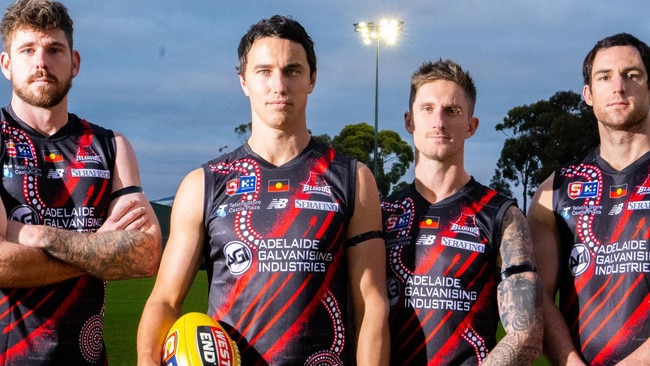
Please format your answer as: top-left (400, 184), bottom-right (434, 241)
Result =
top-left (150, 169), bottom-right (206, 308)
top-left (527, 175), bottom-right (561, 296)
top-left (111, 132), bottom-right (142, 191)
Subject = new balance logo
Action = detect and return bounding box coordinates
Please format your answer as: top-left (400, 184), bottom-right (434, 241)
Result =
top-left (267, 198), bottom-right (288, 209)
top-left (47, 169), bottom-right (65, 179)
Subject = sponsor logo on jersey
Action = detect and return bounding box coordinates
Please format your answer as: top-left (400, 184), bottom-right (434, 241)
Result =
top-left (419, 216), bottom-right (439, 229)
top-left (43, 150), bottom-right (64, 163)
top-left (568, 243), bottom-right (590, 276)
top-left (71, 168), bottom-right (110, 179)
top-left (568, 181), bottom-right (599, 200)
top-left (226, 175), bottom-right (257, 196)
top-left (636, 176), bottom-right (650, 195)
top-left (302, 172), bottom-right (332, 196)
top-left (441, 236), bottom-right (485, 253)
top-left (4, 164), bottom-right (41, 176)
top-left (76, 145), bottom-right (103, 164)
top-left (47, 169), bottom-right (65, 179)
top-left (5, 140), bottom-right (33, 159)
top-left (609, 184), bottom-right (627, 198)
top-left (561, 207), bottom-right (571, 220)
top-left (224, 241), bottom-right (252, 275)
top-left (295, 199), bottom-right (339, 212)
top-left (608, 203), bottom-right (624, 215)
top-left (450, 214), bottom-right (480, 237)
top-left (215, 204), bottom-right (228, 218)
top-left (267, 198), bottom-right (288, 209)
top-left (2, 164), bottom-right (11, 178)
top-left (9, 205), bottom-right (39, 225)
top-left (268, 179), bottom-right (289, 192)
top-left (627, 200), bottom-right (650, 211)
top-left (385, 212), bottom-right (411, 233)
top-left (386, 277), bottom-right (401, 307)
top-left (415, 234), bottom-right (436, 245)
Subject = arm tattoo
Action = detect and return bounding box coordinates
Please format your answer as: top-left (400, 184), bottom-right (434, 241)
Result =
top-left (42, 228), bottom-right (157, 280)
top-left (487, 206), bottom-right (543, 365)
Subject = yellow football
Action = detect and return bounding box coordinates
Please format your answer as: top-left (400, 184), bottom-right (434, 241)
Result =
top-left (162, 312), bottom-right (241, 366)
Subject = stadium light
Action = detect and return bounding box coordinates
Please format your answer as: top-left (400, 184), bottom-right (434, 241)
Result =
top-left (354, 19), bottom-right (403, 174)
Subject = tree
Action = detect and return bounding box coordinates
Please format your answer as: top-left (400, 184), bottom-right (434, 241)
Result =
top-left (332, 123), bottom-right (413, 197)
top-left (493, 90), bottom-right (598, 211)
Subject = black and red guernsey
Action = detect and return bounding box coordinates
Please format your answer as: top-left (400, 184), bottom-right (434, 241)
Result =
top-left (202, 138), bottom-right (356, 365)
top-left (381, 179), bottom-right (514, 365)
top-left (0, 106), bottom-right (115, 365)
top-left (552, 149), bottom-right (650, 364)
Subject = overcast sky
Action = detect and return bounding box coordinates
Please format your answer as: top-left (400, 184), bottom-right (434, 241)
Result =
top-left (1, 0), bottom-right (648, 202)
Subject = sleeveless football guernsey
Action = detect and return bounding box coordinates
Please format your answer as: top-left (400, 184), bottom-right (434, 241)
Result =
top-left (552, 149), bottom-right (650, 364)
top-left (203, 139), bottom-right (356, 365)
top-left (0, 106), bottom-right (115, 365)
top-left (381, 179), bottom-right (514, 365)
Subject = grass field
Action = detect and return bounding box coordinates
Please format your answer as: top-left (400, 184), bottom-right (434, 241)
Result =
top-left (104, 272), bottom-right (549, 365)
top-left (104, 272), bottom-right (209, 365)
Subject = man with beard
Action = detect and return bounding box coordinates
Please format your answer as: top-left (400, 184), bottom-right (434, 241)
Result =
top-left (528, 33), bottom-right (650, 364)
top-left (0, 0), bottom-right (162, 364)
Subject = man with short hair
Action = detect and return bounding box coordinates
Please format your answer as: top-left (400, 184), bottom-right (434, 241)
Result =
top-left (137, 15), bottom-right (389, 365)
top-left (528, 32), bottom-right (650, 364)
top-left (0, 0), bottom-right (162, 364)
top-left (382, 58), bottom-right (543, 365)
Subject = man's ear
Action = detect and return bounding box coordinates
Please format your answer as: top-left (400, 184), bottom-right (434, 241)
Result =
top-left (404, 111), bottom-right (413, 134)
top-left (582, 84), bottom-right (593, 106)
top-left (1, 52), bottom-right (11, 81)
top-left (466, 116), bottom-right (479, 138)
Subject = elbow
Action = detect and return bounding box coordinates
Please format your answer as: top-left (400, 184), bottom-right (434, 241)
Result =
top-left (141, 238), bottom-right (162, 277)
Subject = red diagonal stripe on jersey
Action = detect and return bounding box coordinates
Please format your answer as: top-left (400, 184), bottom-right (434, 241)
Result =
top-left (0, 276), bottom-right (91, 363)
top-left (233, 272), bottom-right (284, 336)
top-left (580, 274), bottom-right (638, 352)
top-left (248, 274), bottom-right (313, 349)
top-left (428, 280), bottom-right (496, 365)
top-left (592, 285), bottom-right (650, 364)
top-left (2, 288), bottom-right (56, 334)
top-left (263, 226), bottom-right (347, 360)
top-left (397, 310), bottom-right (440, 364)
top-left (571, 275), bottom-right (613, 331)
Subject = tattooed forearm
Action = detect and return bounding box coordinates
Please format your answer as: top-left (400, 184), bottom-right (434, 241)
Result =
top-left (485, 205), bottom-right (543, 365)
top-left (40, 228), bottom-right (160, 280)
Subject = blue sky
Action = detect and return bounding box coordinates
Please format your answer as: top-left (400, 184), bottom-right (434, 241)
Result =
top-left (1, 0), bottom-right (648, 202)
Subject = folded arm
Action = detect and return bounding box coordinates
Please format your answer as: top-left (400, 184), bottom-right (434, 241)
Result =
top-left (5, 132), bottom-right (162, 280)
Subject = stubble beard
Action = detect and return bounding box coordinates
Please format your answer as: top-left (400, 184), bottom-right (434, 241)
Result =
top-left (13, 70), bottom-right (72, 109)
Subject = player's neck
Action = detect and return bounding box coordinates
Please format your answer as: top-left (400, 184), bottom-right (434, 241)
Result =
top-left (598, 119), bottom-right (650, 170)
top-left (10, 96), bottom-right (69, 137)
top-left (414, 160), bottom-right (470, 204)
top-left (247, 129), bottom-right (311, 167)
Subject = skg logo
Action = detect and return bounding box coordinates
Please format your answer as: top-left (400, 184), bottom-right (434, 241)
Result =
top-left (224, 241), bottom-right (252, 275)
top-left (385, 212), bottom-right (411, 233)
top-left (568, 244), bottom-right (590, 276)
top-left (568, 181), bottom-right (599, 200)
top-left (267, 198), bottom-right (288, 209)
